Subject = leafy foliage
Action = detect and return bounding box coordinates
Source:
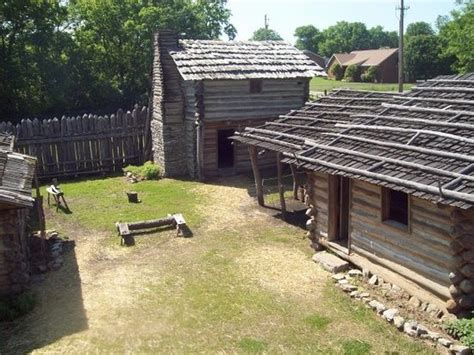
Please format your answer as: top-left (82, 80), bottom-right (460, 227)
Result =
top-left (294, 25), bottom-right (324, 53)
top-left (0, 292), bottom-right (36, 321)
top-left (406, 21), bottom-right (435, 36)
top-left (438, 0), bottom-right (474, 73)
top-left (123, 161), bottom-right (162, 180)
top-left (444, 315), bottom-right (474, 349)
top-left (330, 63), bottom-right (344, 81)
top-left (250, 28), bottom-right (283, 41)
top-left (344, 64), bottom-right (360, 82)
top-left (361, 66), bottom-right (378, 83)
top-left (405, 34), bottom-right (446, 81)
top-left (0, 0), bottom-right (235, 121)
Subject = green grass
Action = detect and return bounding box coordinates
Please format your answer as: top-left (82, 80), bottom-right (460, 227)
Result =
top-left (4, 176), bottom-right (435, 353)
top-left (41, 176), bottom-right (204, 235)
top-left (311, 76), bottom-right (414, 93)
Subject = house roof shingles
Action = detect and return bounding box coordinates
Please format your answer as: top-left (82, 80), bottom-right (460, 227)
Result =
top-left (233, 74), bottom-right (474, 209)
top-left (0, 133), bottom-right (36, 208)
top-left (333, 48), bottom-right (398, 67)
top-left (169, 40), bottom-right (326, 81)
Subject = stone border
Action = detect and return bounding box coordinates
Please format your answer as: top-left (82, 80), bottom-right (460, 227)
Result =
top-left (330, 267), bottom-right (472, 355)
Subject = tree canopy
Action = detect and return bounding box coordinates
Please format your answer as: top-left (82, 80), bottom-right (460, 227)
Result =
top-left (0, 0), bottom-right (235, 121)
top-left (294, 22), bottom-right (398, 57)
top-left (250, 28), bottom-right (283, 41)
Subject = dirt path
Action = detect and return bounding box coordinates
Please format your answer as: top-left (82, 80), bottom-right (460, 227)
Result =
top-left (0, 176), bottom-right (431, 354)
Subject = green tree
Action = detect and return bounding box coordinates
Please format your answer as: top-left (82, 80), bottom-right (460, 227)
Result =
top-left (318, 22), bottom-right (370, 57)
top-left (250, 28), bottom-right (283, 41)
top-left (368, 26), bottom-right (398, 48)
top-left (405, 35), bottom-right (445, 81)
top-left (329, 63), bottom-right (344, 80)
top-left (406, 21), bottom-right (435, 37)
top-left (294, 25), bottom-right (324, 53)
top-left (344, 64), bottom-right (360, 82)
top-left (438, 0), bottom-right (474, 73)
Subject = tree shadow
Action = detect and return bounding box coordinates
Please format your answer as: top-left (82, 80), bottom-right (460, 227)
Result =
top-left (0, 240), bottom-right (88, 354)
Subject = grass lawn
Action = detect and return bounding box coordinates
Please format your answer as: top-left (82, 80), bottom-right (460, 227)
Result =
top-left (0, 175), bottom-right (433, 353)
top-left (311, 76), bottom-right (414, 93)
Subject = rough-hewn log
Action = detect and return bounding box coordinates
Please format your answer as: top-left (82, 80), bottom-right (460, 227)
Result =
top-left (290, 164), bottom-right (298, 200)
top-left (460, 263), bottom-right (474, 278)
top-left (459, 279), bottom-right (474, 294)
top-left (446, 299), bottom-right (460, 313)
top-left (127, 216), bottom-right (175, 230)
top-left (276, 152), bottom-right (287, 217)
top-left (449, 284), bottom-right (463, 298)
top-left (249, 146), bottom-right (264, 206)
top-left (449, 271), bottom-right (465, 285)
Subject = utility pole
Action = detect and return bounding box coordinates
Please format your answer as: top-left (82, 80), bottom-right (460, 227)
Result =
top-left (397, 0), bottom-right (409, 93)
top-left (264, 14), bottom-right (269, 30)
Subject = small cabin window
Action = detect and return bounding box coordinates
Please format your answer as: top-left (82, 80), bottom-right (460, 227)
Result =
top-left (249, 79), bottom-right (263, 94)
top-left (381, 187), bottom-right (409, 228)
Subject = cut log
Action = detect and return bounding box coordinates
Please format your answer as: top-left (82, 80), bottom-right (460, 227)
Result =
top-left (127, 216), bottom-right (175, 230)
top-left (445, 299), bottom-right (460, 314)
top-left (449, 284), bottom-right (463, 298)
top-left (449, 272), bottom-right (464, 285)
top-left (460, 263), bottom-right (474, 278)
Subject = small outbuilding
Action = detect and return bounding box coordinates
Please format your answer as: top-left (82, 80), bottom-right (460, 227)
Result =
top-left (150, 31), bottom-right (325, 178)
top-left (0, 134), bottom-right (37, 294)
top-left (234, 74), bottom-right (474, 315)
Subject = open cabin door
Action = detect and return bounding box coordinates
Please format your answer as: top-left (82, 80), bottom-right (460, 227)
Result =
top-left (328, 175), bottom-right (350, 250)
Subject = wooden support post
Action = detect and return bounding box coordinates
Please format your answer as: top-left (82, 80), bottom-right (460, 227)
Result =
top-left (290, 164), bottom-right (298, 200)
top-left (249, 146), bottom-right (264, 206)
top-left (277, 153), bottom-right (287, 217)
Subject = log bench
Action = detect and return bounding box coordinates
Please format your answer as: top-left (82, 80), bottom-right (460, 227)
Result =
top-left (116, 213), bottom-right (191, 245)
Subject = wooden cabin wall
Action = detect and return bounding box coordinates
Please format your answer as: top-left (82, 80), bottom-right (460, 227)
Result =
top-left (0, 207), bottom-right (30, 295)
top-left (306, 172), bottom-right (471, 310)
top-left (349, 180), bottom-right (455, 290)
top-left (201, 119), bottom-right (276, 178)
top-left (151, 31), bottom-right (188, 177)
top-left (202, 79), bottom-right (309, 121)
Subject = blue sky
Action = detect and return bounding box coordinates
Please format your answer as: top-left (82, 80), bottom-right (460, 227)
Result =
top-left (227, 0), bottom-right (457, 42)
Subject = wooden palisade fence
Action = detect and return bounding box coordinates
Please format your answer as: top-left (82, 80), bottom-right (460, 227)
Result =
top-left (0, 106), bottom-right (147, 178)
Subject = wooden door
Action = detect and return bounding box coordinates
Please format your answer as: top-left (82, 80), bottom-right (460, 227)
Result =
top-left (328, 175), bottom-right (350, 247)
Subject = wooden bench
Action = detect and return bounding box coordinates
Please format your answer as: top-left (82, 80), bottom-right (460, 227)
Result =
top-left (116, 214), bottom-right (191, 245)
top-left (46, 179), bottom-right (69, 212)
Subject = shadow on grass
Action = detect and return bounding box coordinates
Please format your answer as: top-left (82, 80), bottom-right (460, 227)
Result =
top-left (0, 240), bottom-right (88, 354)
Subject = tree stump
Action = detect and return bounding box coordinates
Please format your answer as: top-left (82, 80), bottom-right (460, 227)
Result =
top-left (126, 192), bottom-right (139, 203)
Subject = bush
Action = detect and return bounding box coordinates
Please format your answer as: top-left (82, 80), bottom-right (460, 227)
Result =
top-left (444, 315), bottom-right (474, 349)
top-left (123, 161), bottom-right (162, 180)
top-left (344, 64), bottom-right (361, 82)
top-left (0, 292), bottom-right (36, 322)
top-left (330, 63), bottom-right (344, 80)
top-left (361, 66), bottom-right (378, 82)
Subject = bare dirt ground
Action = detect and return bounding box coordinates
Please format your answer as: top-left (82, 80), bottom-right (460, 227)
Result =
top-left (0, 176), bottom-right (432, 354)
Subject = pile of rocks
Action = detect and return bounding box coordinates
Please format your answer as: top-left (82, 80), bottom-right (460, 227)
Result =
top-left (47, 231), bottom-right (64, 271)
top-left (125, 171), bottom-right (139, 184)
top-left (332, 269), bottom-right (471, 355)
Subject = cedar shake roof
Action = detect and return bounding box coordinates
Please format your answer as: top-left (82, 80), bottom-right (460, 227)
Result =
top-left (332, 48), bottom-right (398, 67)
top-left (233, 73), bottom-right (474, 209)
top-left (168, 40), bottom-right (326, 81)
top-left (0, 133), bottom-right (36, 208)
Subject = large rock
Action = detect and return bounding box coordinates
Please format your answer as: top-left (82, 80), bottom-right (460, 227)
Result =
top-left (382, 308), bottom-right (398, 322)
top-left (450, 344), bottom-right (472, 355)
top-left (312, 251), bottom-right (349, 273)
top-left (393, 316), bottom-right (405, 330)
top-left (403, 320), bottom-right (418, 337)
top-left (368, 300), bottom-right (386, 314)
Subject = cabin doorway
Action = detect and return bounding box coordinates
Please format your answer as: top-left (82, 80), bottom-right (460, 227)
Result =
top-left (217, 129), bottom-right (235, 169)
top-left (328, 176), bottom-right (350, 250)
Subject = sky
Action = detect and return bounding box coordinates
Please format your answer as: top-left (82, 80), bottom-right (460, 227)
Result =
top-left (227, 0), bottom-right (457, 43)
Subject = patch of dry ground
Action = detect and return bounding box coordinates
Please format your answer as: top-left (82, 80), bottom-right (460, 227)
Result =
top-left (0, 176), bottom-right (433, 354)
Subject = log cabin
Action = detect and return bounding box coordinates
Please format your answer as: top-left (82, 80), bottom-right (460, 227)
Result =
top-left (0, 134), bottom-right (36, 294)
top-left (233, 74), bottom-right (474, 315)
top-left (150, 31), bottom-right (325, 178)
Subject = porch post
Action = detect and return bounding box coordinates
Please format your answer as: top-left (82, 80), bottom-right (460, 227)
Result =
top-left (290, 164), bottom-right (298, 200)
top-left (277, 152), bottom-right (287, 217)
top-left (249, 146), bottom-right (264, 206)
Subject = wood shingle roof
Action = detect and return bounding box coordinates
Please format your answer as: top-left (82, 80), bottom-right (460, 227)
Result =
top-left (169, 40), bottom-right (326, 81)
top-left (234, 74), bottom-right (474, 209)
top-left (0, 133), bottom-right (36, 208)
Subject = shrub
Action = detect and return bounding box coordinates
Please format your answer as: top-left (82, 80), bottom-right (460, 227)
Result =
top-left (123, 161), bottom-right (162, 180)
top-left (0, 292), bottom-right (36, 322)
top-left (361, 66), bottom-right (378, 82)
top-left (330, 63), bottom-right (344, 80)
top-left (444, 315), bottom-right (474, 349)
top-left (344, 64), bottom-right (361, 82)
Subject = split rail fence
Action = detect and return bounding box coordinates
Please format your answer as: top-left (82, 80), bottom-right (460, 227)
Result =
top-left (0, 106), bottom-right (148, 178)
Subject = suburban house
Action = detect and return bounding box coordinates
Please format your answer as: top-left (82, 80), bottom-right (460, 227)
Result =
top-left (0, 133), bottom-right (36, 294)
top-left (150, 31), bottom-right (325, 179)
top-left (327, 48), bottom-right (398, 83)
top-left (233, 74), bottom-right (474, 315)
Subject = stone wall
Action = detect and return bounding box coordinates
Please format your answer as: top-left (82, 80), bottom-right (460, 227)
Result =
top-left (150, 31), bottom-right (188, 177)
top-left (0, 207), bottom-right (30, 294)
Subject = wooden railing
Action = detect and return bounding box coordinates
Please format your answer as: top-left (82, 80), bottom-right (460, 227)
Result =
top-left (0, 106), bottom-right (148, 178)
